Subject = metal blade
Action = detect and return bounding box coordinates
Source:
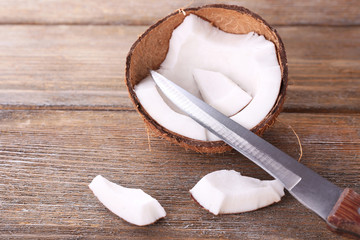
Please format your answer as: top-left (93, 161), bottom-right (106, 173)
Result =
top-left (151, 71), bottom-right (342, 220)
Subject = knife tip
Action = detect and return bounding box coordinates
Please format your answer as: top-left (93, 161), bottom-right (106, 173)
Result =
top-left (150, 70), bottom-right (157, 77)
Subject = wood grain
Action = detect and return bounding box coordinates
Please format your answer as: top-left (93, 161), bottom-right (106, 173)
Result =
top-left (0, 25), bottom-right (140, 110)
top-left (0, 0), bottom-right (359, 26)
top-left (0, 110), bottom-right (359, 239)
top-left (0, 0), bottom-right (359, 239)
top-left (0, 25), bottom-right (359, 112)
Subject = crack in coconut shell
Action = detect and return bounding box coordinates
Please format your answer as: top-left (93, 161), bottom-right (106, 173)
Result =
top-left (125, 4), bottom-right (288, 153)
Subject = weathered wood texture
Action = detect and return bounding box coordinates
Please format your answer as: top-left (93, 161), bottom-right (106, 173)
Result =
top-left (0, 111), bottom-right (359, 239)
top-left (0, 25), bottom-right (359, 112)
top-left (0, 0), bottom-right (359, 239)
top-left (0, 0), bottom-right (359, 26)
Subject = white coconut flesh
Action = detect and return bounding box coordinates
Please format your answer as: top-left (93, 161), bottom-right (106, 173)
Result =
top-left (190, 170), bottom-right (285, 215)
top-left (135, 14), bottom-right (281, 141)
top-left (89, 175), bottom-right (166, 226)
top-left (193, 68), bottom-right (252, 116)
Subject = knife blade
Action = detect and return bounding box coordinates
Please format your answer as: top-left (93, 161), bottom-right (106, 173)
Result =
top-left (150, 70), bottom-right (360, 236)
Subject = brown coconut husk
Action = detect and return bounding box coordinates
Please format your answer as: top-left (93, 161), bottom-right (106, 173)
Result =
top-left (125, 4), bottom-right (288, 153)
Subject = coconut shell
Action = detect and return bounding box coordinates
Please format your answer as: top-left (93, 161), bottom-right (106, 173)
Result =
top-left (125, 4), bottom-right (288, 153)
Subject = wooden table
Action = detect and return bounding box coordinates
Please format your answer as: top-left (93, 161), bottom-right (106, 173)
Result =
top-left (0, 1), bottom-right (359, 239)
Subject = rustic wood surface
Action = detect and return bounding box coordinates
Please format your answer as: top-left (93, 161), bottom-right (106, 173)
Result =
top-left (0, 0), bottom-right (359, 239)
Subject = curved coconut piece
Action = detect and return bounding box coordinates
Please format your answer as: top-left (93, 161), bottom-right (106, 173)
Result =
top-left (135, 76), bottom-right (207, 140)
top-left (89, 175), bottom-right (166, 226)
top-left (125, 4), bottom-right (288, 153)
top-left (193, 68), bottom-right (252, 117)
top-left (190, 170), bottom-right (285, 215)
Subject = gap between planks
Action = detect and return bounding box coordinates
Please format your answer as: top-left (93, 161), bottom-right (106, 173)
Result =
top-left (0, 106), bottom-right (359, 114)
top-left (0, 22), bottom-right (360, 27)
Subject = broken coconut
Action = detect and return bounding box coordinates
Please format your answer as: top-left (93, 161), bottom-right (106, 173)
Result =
top-left (126, 4), bottom-right (288, 153)
top-left (190, 170), bottom-right (285, 215)
top-left (89, 175), bottom-right (166, 226)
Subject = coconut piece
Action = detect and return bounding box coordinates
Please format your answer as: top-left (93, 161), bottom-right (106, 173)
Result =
top-left (193, 68), bottom-right (252, 116)
top-left (135, 77), bottom-right (207, 141)
top-left (231, 66), bottom-right (281, 130)
top-left (89, 175), bottom-right (166, 226)
top-left (190, 170), bottom-right (285, 215)
top-left (125, 4), bottom-right (288, 153)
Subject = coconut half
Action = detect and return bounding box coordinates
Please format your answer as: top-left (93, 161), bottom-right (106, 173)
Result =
top-left (190, 170), bottom-right (285, 215)
top-left (126, 4), bottom-right (288, 153)
top-left (89, 175), bottom-right (166, 226)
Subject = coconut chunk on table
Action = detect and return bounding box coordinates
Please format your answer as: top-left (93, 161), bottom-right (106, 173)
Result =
top-left (190, 170), bottom-right (285, 215)
top-left (89, 175), bottom-right (166, 226)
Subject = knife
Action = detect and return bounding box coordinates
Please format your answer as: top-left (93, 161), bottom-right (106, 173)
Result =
top-left (150, 70), bottom-right (360, 237)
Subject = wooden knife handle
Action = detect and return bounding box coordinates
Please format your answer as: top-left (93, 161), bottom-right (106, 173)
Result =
top-left (327, 188), bottom-right (360, 237)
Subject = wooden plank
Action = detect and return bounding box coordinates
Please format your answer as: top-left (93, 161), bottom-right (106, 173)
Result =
top-left (0, 0), bottom-right (359, 26)
top-left (0, 25), bottom-right (143, 110)
top-left (278, 26), bottom-right (360, 113)
top-left (0, 25), bottom-right (359, 112)
top-left (0, 110), bottom-right (359, 239)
